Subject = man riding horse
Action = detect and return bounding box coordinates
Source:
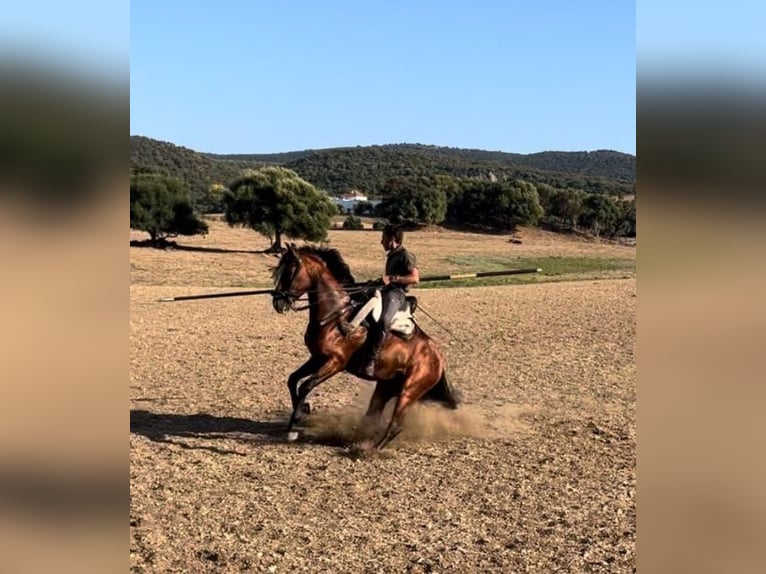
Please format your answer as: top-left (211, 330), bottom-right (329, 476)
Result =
top-left (362, 224), bottom-right (420, 377)
top-left (270, 225), bottom-right (457, 449)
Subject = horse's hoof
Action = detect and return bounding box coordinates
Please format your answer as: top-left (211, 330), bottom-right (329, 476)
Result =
top-left (286, 431), bottom-right (299, 442)
top-left (300, 402), bottom-right (311, 415)
top-left (358, 439), bottom-right (376, 451)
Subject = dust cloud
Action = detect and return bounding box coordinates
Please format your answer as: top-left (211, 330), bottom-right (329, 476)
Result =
top-left (300, 382), bottom-right (530, 448)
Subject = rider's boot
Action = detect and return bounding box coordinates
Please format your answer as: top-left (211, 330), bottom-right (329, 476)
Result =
top-left (362, 328), bottom-right (385, 377)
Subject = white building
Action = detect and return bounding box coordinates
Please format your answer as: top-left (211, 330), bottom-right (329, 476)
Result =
top-left (329, 189), bottom-right (380, 214)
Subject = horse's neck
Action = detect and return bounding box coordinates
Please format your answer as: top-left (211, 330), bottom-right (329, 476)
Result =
top-left (308, 275), bottom-right (349, 326)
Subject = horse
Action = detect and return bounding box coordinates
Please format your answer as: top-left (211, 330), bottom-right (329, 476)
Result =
top-left (271, 243), bottom-right (459, 450)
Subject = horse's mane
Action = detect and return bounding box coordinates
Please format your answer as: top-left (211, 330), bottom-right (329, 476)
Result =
top-left (299, 245), bottom-right (356, 286)
top-left (273, 245), bottom-right (356, 287)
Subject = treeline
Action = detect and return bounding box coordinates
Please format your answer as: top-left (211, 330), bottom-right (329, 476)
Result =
top-left (284, 144), bottom-right (635, 197)
top-left (130, 136), bottom-right (636, 208)
top-left (131, 169), bottom-right (635, 251)
top-left (371, 175), bottom-right (635, 238)
top-left (206, 143), bottom-right (636, 182)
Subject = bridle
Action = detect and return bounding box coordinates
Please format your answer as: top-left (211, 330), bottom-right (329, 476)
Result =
top-left (273, 252), bottom-right (369, 319)
top-left (274, 255), bottom-right (304, 311)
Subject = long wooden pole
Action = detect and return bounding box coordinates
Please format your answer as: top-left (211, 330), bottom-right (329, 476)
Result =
top-left (418, 268), bottom-right (541, 282)
top-left (158, 268), bottom-right (541, 302)
top-left (158, 288), bottom-right (276, 302)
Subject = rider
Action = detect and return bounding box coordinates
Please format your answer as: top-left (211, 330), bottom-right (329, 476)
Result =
top-left (362, 223), bottom-right (420, 377)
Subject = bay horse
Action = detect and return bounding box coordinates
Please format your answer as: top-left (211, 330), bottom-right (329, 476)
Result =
top-left (271, 243), bottom-right (459, 450)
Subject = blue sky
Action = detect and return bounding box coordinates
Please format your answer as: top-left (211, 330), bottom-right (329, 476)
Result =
top-left (130, 1), bottom-right (635, 155)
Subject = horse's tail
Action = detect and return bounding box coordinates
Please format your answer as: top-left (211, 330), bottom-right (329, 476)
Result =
top-left (422, 369), bottom-right (461, 409)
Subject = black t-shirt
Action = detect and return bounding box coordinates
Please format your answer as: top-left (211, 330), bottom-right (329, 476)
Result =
top-left (385, 246), bottom-right (416, 291)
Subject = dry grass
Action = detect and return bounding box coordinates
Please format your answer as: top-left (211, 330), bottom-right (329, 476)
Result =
top-left (130, 219), bottom-right (635, 288)
top-left (131, 222), bottom-right (635, 572)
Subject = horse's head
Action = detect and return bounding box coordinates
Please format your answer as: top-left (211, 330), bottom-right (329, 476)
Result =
top-left (272, 243), bottom-right (312, 313)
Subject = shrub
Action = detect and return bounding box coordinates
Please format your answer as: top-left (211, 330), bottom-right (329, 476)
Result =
top-left (342, 215), bottom-right (364, 230)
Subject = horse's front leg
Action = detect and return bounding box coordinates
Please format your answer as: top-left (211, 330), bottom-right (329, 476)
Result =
top-left (286, 356), bottom-right (324, 413)
top-left (287, 358), bottom-right (344, 442)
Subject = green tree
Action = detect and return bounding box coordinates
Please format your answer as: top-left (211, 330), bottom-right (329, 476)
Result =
top-left (489, 180), bottom-right (543, 230)
top-left (578, 193), bottom-right (621, 236)
top-left (447, 179), bottom-right (542, 231)
top-left (223, 166), bottom-right (335, 252)
top-left (202, 182), bottom-right (228, 213)
top-left (613, 198), bottom-right (636, 237)
top-left (342, 214), bottom-right (364, 229)
top-left (548, 188), bottom-right (585, 229)
top-left (535, 182), bottom-right (556, 215)
top-left (130, 173), bottom-right (208, 245)
top-left (445, 179), bottom-right (487, 225)
top-left (352, 200), bottom-right (375, 216)
top-left (376, 176), bottom-right (448, 225)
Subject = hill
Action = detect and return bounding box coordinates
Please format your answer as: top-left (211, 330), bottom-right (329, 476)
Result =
top-left (204, 143), bottom-right (635, 182)
top-left (131, 136), bottom-right (635, 207)
top-left (276, 144), bottom-right (634, 197)
top-left (130, 136), bottom-right (270, 208)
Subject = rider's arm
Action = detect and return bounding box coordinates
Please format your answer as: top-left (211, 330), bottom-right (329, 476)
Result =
top-left (385, 267), bottom-right (419, 287)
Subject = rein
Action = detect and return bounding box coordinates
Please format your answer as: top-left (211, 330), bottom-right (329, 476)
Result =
top-left (277, 250), bottom-right (378, 323)
top-left (278, 284), bottom-right (368, 322)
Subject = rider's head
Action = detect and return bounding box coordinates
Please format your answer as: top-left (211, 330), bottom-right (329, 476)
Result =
top-left (381, 224), bottom-right (403, 251)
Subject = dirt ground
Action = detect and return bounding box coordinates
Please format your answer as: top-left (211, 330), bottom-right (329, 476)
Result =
top-left (130, 222), bottom-right (635, 573)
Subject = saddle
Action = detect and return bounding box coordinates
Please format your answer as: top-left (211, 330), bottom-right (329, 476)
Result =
top-left (345, 289), bottom-right (418, 339)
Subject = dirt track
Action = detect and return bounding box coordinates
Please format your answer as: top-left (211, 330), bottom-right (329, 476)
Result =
top-left (130, 224), bottom-right (635, 572)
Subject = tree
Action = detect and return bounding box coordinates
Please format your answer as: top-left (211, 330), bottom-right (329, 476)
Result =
top-left (535, 183), bottom-right (556, 215)
top-left (489, 180), bottom-right (543, 230)
top-left (130, 173), bottom-right (208, 245)
top-left (342, 215), bottom-right (364, 229)
top-left (547, 188), bottom-right (585, 229)
top-left (353, 201), bottom-right (375, 216)
top-left (613, 198), bottom-right (636, 237)
top-left (446, 179), bottom-right (542, 231)
top-left (578, 193), bottom-right (621, 236)
top-left (376, 176), bottom-right (448, 225)
top-left (223, 166), bottom-right (335, 252)
top-left (202, 182), bottom-right (228, 213)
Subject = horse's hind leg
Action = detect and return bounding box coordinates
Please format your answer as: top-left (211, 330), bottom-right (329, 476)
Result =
top-left (374, 371), bottom-right (436, 451)
top-left (374, 393), bottom-right (410, 450)
top-left (365, 379), bottom-right (401, 418)
top-left (361, 380), bottom-right (400, 438)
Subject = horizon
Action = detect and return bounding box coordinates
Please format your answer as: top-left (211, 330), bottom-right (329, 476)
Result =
top-left (131, 134), bottom-right (636, 158)
top-left (131, 2), bottom-right (635, 156)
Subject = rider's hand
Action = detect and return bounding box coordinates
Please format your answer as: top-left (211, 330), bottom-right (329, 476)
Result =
top-left (381, 275), bottom-right (394, 286)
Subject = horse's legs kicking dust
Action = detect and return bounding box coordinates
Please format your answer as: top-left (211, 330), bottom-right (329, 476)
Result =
top-left (286, 356), bottom-right (323, 413)
top-left (374, 368), bottom-right (438, 450)
top-left (286, 358), bottom-right (344, 441)
top-left (361, 379), bottom-right (401, 436)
